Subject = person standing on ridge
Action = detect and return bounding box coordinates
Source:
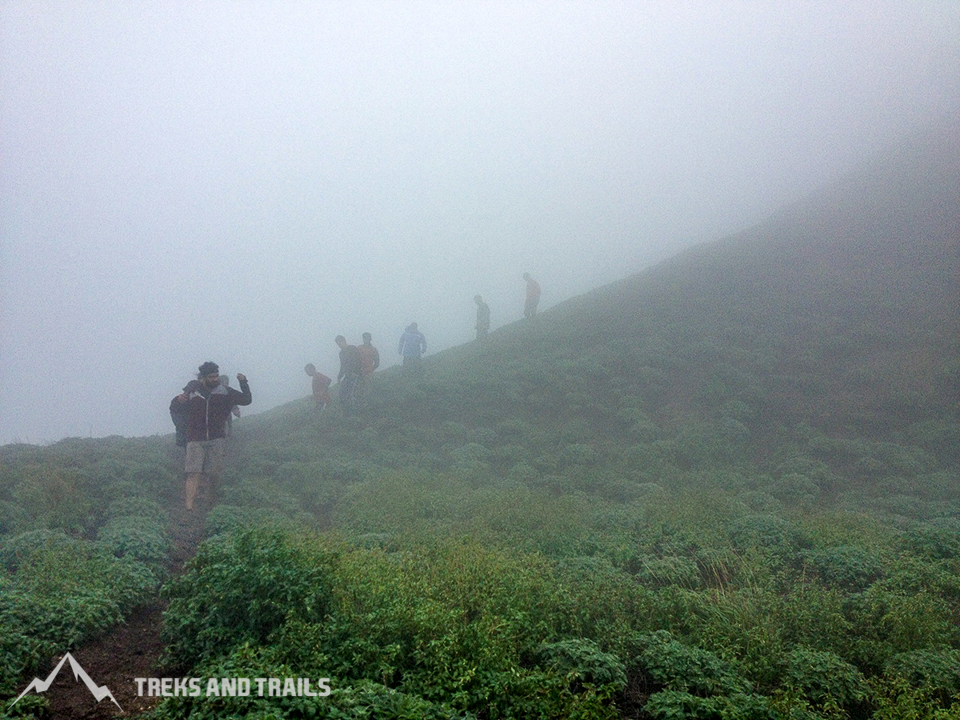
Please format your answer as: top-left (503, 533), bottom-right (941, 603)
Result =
top-left (474, 295), bottom-right (490, 339)
top-left (335, 335), bottom-right (363, 414)
top-left (398, 322), bottom-right (427, 375)
top-left (357, 332), bottom-right (380, 407)
top-left (176, 361), bottom-right (252, 511)
top-left (305, 363), bottom-right (332, 412)
top-left (523, 273), bottom-right (541, 319)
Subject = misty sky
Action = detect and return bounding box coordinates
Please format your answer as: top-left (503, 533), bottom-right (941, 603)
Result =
top-left (2, 1), bottom-right (959, 445)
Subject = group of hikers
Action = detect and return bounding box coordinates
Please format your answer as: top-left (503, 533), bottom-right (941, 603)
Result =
top-left (168, 274), bottom-right (542, 510)
top-left (474, 273), bottom-right (540, 338)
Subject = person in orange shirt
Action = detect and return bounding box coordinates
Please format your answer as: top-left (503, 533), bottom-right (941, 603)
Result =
top-left (305, 363), bottom-right (332, 412)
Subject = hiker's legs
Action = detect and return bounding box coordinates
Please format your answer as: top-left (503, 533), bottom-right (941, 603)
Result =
top-left (340, 374), bottom-right (359, 414)
top-left (185, 473), bottom-right (201, 510)
top-left (203, 439), bottom-right (226, 505)
top-left (184, 442), bottom-right (206, 510)
top-left (402, 356), bottom-right (423, 376)
top-left (184, 439), bottom-right (225, 509)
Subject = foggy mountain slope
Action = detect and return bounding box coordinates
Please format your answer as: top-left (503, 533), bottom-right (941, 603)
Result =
top-left (614, 122), bottom-right (960, 331)
top-left (3, 128), bottom-right (960, 720)
top-left (239, 125), bottom-right (959, 458)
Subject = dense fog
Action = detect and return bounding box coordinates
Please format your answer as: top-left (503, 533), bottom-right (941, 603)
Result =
top-left (2, 1), bottom-right (959, 444)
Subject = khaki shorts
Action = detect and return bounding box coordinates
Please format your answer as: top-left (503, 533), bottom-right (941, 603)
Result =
top-left (184, 439), bottom-right (225, 476)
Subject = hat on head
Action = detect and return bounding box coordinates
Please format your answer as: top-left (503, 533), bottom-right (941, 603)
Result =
top-left (198, 361), bottom-right (219, 377)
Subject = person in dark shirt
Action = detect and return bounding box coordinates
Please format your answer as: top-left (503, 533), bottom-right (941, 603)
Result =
top-left (357, 332), bottom-right (380, 408)
top-left (335, 335), bottom-right (362, 414)
top-left (175, 361), bottom-right (252, 510)
top-left (170, 380), bottom-right (202, 448)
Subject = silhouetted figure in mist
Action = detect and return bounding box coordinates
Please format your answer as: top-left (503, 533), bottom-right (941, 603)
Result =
top-left (357, 332), bottom-right (380, 407)
top-left (475, 295), bottom-right (490, 339)
top-left (335, 336), bottom-right (362, 414)
top-left (398, 322), bottom-right (427, 375)
top-left (523, 273), bottom-right (541, 319)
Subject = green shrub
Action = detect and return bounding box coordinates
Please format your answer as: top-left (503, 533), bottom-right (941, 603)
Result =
top-left (802, 545), bottom-right (887, 590)
top-left (536, 638), bottom-right (627, 692)
top-left (203, 504), bottom-right (307, 537)
top-left (907, 518), bottom-right (960, 559)
top-left (631, 554), bottom-right (701, 588)
top-left (0, 501), bottom-right (31, 536)
top-left (97, 515), bottom-right (171, 567)
top-left (644, 690), bottom-right (781, 719)
top-left (274, 461), bottom-right (343, 511)
top-left (11, 464), bottom-right (93, 532)
top-left (629, 630), bottom-right (751, 696)
top-left (782, 647), bottom-right (868, 709)
top-left (870, 676), bottom-right (960, 720)
top-left (673, 419), bottom-right (751, 469)
top-left (559, 443), bottom-right (598, 467)
top-left (729, 515), bottom-right (807, 552)
top-left (449, 443), bottom-right (490, 465)
top-left (151, 643), bottom-right (474, 720)
top-left (104, 497), bottom-right (169, 525)
top-left (735, 491), bottom-right (783, 514)
top-left (838, 589), bottom-right (956, 673)
top-left (0, 536), bottom-right (156, 697)
top-left (769, 474), bottom-right (820, 508)
top-left (161, 526), bottom-right (335, 669)
top-left (885, 649), bottom-right (960, 697)
top-left (0, 529), bottom-right (74, 572)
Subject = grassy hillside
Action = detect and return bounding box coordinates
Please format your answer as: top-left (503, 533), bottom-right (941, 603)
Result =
top-left (1, 127), bottom-right (958, 719)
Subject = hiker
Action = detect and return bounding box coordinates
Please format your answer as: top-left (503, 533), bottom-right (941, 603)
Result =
top-left (335, 335), bottom-right (363, 414)
top-left (398, 322), bottom-right (427, 375)
top-left (169, 380), bottom-right (202, 448)
top-left (357, 332), bottom-right (380, 407)
top-left (305, 363), bottom-right (333, 412)
top-left (219, 375), bottom-right (242, 436)
top-left (523, 273), bottom-right (541, 319)
top-left (176, 361), bottom-right (252, 510)
top-left (474, 295), bottom-right (490, 339)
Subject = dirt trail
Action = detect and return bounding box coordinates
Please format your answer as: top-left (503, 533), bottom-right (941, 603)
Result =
top-left (43, 500), bottom-right (208, 719)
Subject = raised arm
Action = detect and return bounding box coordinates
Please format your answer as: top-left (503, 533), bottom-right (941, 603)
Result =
top-left (231, 373), bottom-right (253, 406)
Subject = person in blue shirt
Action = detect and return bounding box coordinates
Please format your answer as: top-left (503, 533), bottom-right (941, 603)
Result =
top-left (398, 322), bottom-right (427, 375)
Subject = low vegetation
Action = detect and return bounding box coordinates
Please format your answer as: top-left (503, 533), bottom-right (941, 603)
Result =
top-left (1, 134), bottom-right (958, 718)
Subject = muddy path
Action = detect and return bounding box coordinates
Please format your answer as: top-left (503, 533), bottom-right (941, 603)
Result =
top-left (43, 496), bottom-right (209, 719)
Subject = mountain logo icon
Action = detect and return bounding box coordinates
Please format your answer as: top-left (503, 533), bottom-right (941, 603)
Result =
top-left (10, 652), bottom-right (122, 710)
